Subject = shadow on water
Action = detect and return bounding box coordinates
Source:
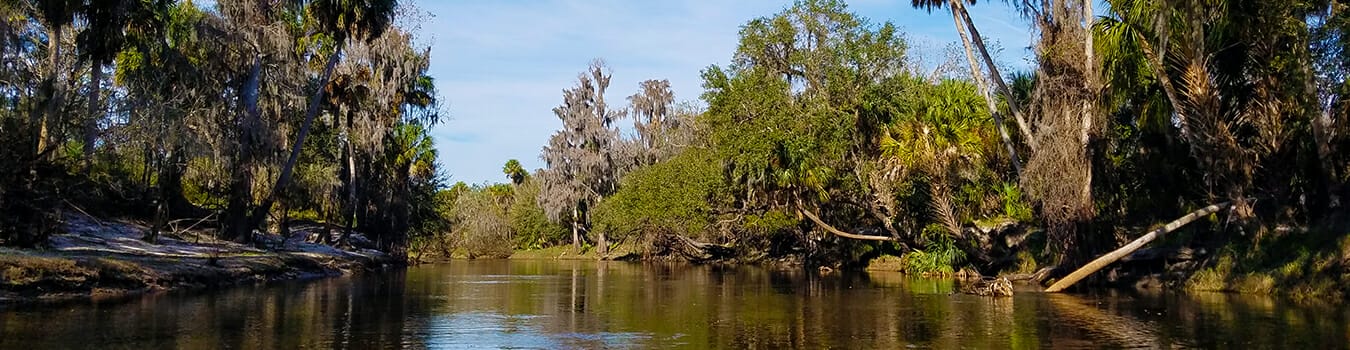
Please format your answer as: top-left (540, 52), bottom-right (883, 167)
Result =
top-left (1, 260), bottom-right (1347, 349)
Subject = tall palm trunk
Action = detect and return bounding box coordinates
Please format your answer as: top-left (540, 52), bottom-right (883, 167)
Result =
top-left (955, 2), bottom-right (1035, 147)
top-left (950, 3), bottom-right (1023, 176)
top-left (249, 45), bottom-right (343, 231)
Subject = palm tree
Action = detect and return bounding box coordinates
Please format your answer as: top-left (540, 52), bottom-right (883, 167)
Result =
top-left (75, 0), bottom-right (137, 170)
top-left (911, 0), bottom-right (1031, 175)
top-left (503, 159), bottom-right (527, 185)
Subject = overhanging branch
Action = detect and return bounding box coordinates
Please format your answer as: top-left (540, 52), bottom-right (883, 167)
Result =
top-left (800, 209), bottom-right (899, 242)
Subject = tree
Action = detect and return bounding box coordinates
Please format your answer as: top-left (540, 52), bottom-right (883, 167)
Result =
top-left (246, 0), bottom-right (399, 240)
top-left (31, 0), bottom-right (80, 156)
top-left (627, 79), bottom-right (678, 165)
top-left (502, 159), bottom-right (527, 185)
top-left (1017, 0), bottom-right (1102, 263)
top-left (75, 0), bottom-right (135, 170)
top-left (701, 0), bottom-right (913, 246)
top-left (911, 0), bottom-right (1031, 175)
top-left (538, 60), bottom-right (624, 253)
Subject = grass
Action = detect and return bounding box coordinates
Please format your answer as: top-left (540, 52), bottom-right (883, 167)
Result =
top-left (1184, 226), bottom-right (1350, 301)
top-left (0, 255), bottom-right (92, 287)
top-left (865, 254), bottom-right (904, 271)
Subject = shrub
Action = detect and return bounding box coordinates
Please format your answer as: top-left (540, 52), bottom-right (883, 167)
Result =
top-left (450, 188), bottom-right (513, 258)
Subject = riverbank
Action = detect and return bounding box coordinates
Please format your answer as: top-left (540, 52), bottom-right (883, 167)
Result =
top-left (499, 230), bottom-right (1350, 303)
top-left (0, 213), bottom-right (397, 305)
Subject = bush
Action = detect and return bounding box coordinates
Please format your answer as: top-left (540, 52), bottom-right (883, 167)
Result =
top-left (999, 182), bottom-right (1033, 222)
top-left (509, 179), bottom-right (567, 249)
top-left (899, 224), bottom-right (967, 276)
top-left (450, 187), bottom-right (513, 258)
top-left (593, 149), bottom-right (726, 240)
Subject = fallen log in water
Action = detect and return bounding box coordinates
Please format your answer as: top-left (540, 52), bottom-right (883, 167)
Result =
top-left (1045, 201), bottom-right (1233, 293)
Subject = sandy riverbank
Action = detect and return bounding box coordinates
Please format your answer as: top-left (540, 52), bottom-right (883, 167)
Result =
top-left (0, 213), bottom-right (397, 305)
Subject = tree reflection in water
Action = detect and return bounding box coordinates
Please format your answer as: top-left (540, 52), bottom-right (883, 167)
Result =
top-left (1, 260), bottom-right (1347, 349)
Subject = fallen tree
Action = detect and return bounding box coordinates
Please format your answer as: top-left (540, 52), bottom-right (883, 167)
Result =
top-left (1045, 201), bottom-right (1233, 293)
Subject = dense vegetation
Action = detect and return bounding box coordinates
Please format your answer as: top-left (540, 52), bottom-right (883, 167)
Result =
top-left (423, 0), bottom-right (1350, 295)
top-left (3, 0), bottom-right (1349, 295)
top-left (0, 0), bottom-right (443, 260)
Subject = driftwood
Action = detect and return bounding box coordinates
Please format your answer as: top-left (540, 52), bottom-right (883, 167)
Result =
top-left (963, 277), bottom-right (1014, 297)
top-left (1045, 201), bottom-right (1232, 293)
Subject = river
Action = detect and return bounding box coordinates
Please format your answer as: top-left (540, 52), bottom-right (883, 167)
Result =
top-left (1, 260), bottom-right (1346, 349)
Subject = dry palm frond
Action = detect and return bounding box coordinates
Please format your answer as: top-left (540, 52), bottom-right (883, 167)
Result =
top-left (928, 172), bottom-right (963, 240)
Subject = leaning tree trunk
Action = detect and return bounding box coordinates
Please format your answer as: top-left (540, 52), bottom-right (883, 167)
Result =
top-left (1045, 202), bottom-right (1232, 292)
top-left (957, 2), bottom-right (1035, 147)
top-left (249, 45), bottom-right (343, 232)
top-left (949, 3), bottom-right (1024, 176)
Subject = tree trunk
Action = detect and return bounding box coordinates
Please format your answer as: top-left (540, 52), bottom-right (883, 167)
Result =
top-left (161, 146), bottom-right (198, 218)
top-left (83, 62), bottom-right (102, 171)
top-left (342, 122), bottom-right (357, 246)
top-left (1079, 0), bottom-right (1097, 222)
top-left (950, 4), bottom-right (1024, 176)
top-left (1139, 8), bottom-right (1187, 134)
top-left (38, 26), bottom-right (62, 156)
top-left (249, 45), bottom-right (343, 232)
top-left (956, 2), bottom-right (1035, 147)
top-left (1044, 201), bottom-right (1232, 292)
top-left (595, 210), bottom-right (607, 257)
top-left (224, 55), bottom-right (264, 243)
top-left (571, 208), bottom-right (580, 251)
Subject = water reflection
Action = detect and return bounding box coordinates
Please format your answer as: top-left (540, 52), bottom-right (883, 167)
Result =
top-left (0, 260), bottom-right (1347, 349)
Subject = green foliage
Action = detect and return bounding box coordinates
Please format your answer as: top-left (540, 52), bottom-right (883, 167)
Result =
top-left (593, 149), bottom-right (725, 239)
top-left (999, 182), bottom-right (1033, 222)
top-left (899, 224), bottom-right (968, 276)
top-left (701, 0), bottom-right (906, 203)
top-left (743, 210), bottom-right (800, 236)
top-left (502, 159), bottom-right (527, 185)
top-left (449, 185), bottom-right (513, 259)
top-left (509, 179), bottom-right (566, 249)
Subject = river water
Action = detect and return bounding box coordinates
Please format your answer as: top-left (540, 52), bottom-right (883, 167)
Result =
top-left (1, 260), bottom-right (1346, 349)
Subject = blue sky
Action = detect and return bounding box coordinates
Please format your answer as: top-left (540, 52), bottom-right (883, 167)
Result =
top-left (411, 0), bottom-right (1033, 185)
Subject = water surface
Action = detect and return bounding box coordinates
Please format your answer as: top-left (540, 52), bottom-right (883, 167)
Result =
top-left (1, 260), bottom-right (1346, 349)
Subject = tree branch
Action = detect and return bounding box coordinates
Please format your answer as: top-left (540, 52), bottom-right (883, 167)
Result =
top-left (800, 209), bottom-right (899, 242)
